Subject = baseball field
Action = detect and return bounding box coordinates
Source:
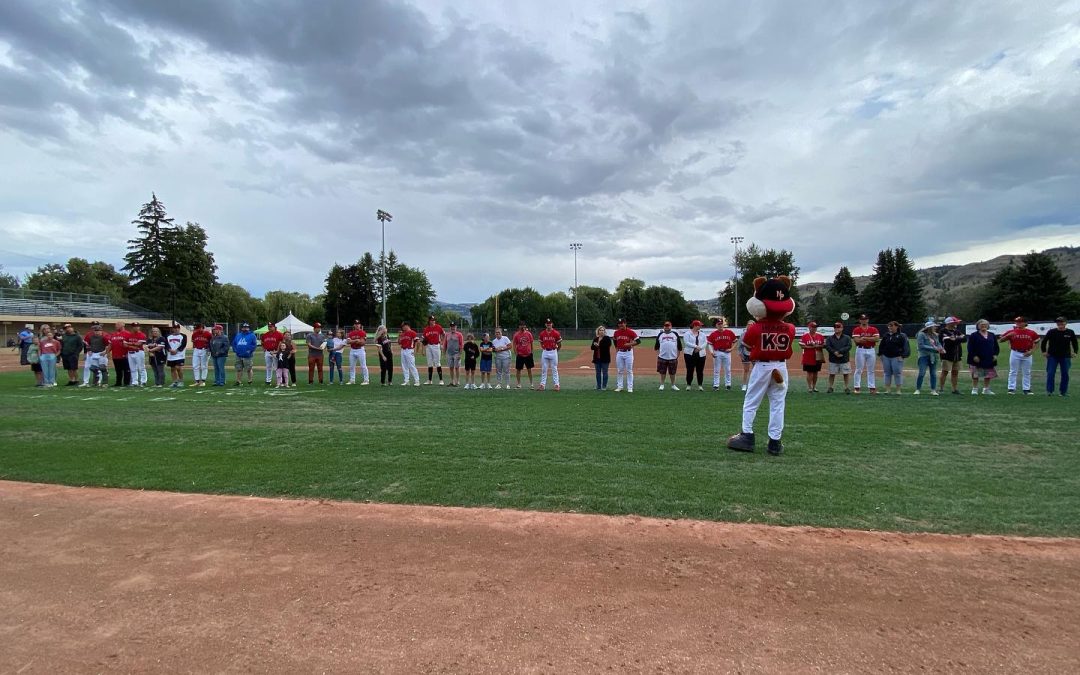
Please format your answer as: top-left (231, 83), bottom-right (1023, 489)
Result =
top-left (2, 340), bottom-right (1078, 671)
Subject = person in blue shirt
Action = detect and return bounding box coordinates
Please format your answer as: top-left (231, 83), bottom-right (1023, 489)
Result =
top-left (231, 322), bottom-right (259, 386)
top-left (17, 324), bottom-right (34, 366)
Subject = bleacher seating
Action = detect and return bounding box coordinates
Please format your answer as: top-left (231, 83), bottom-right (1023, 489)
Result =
top-left (0, 295), bottom-right (165, 320)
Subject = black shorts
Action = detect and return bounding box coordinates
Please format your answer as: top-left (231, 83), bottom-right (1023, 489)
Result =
top-left (31, 363), bottom-right (42, 373)
top-left (802, 363), bottom-right (822, 373)
top-left (61, 353), bottom-right (79, 370)
top-left (464, 359), bottom-right (477, 372)
top-left (168, 360), bottom-right (185, 368)
top-left (516, 354), bottom-right (534, 369)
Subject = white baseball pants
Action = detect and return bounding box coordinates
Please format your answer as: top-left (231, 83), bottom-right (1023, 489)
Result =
top-left (127, 351), bottom-right (147, 386)
top-left (401, 348), bottom-right (420, 384)
top-left (1007, 352), bottom-right (1032, 391)
top-left (192, 348), bottom-right (209, 382)
top-left (712, 350), bottom-right (731, 387)
top-left (540, 350), bottom-right (559, 387)
top-left (615, 351), bottom-right (634, 389)
top-left (265, 350), bottom-right (276, 383)
top-left (349, 349), bottom-right (369, 383)
top-left (425, 344), bottom-right (441, 367)
top-left (853, 348), bottom-right (876, 389)
top-left (741, 361), bottom-right (788, 441)
top-left (84, 352), bottom-right (109, 384)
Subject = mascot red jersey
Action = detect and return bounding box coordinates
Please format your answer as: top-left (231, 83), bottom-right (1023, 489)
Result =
top-left (727, 276), bottom-right (796, 456)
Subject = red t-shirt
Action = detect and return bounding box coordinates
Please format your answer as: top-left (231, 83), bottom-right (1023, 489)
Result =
top-left (708, 328), bottom-right (736, 351)
top-left (422, 324), bottom-right (444, 345)
top-left (398, 329), bottom-right (418, 349)
top-left (538, 328), bottom-right (561, 351)
top-left (513, 331), bottom-right (534, 356)
top-left (613, 327), bottom-right (638, 350)
top-left (127, 330), bottom-right (147, 353)
top-left (261, 330), bottom-right (284, 352)
top-left (743, 319), bottom-right (795, 361)
top-left (39, 338), bottom-right (61, 355)
top-left (190, 329), bottom-right (212, 350)
top-left (799, 332), bottom-right (825, 366)
top-left (852, 325), bottom-right (880, 349)
top-left (347, 329), bottom-right (367, 349)
top-left (109, 331), bottom-right (131, 358)
top-left (1002, 327), bottom-right (1038, 353)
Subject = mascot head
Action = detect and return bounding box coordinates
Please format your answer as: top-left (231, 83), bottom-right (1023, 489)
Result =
top-left (745, 275), bottom-right (795, 321)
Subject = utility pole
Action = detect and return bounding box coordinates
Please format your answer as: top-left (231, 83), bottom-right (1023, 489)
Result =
top-left (730, 236), bottom-right (744, 327)
top-left (570, 242), bottom-right (582, 330)
top-left (377, 210), bottom-right (393, 328)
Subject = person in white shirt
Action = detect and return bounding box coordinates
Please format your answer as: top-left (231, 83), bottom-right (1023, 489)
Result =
top-left (682, 320), bottom-right (708, 390)
top-left (490, 326), bottom-right (513, 389)
top-left (654, 321), bottom-right (683, 390)
top-left (165, 322), bottom-right (188, 388)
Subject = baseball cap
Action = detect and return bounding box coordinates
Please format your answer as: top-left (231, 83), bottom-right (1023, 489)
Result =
top-left (268, 322), bottom-right (276, 327)
top-left (545, 318), bottom-right (553, 324)
top-left (618, 317), bottom-right (627, 324)
top-left (1056, 316), bottom-right (1067, 322)
top-left (945, 316), bottom-right (961, 324)
top-left (131, 321), bottom-right (140, 326)
top-left (240, 322), bottom-right (250, 328)
top-left (92, 322), bottom-right (102, 329)
top-left (858, 314), bottom-right (868, 320)
top-left (833, 321), bottom-right (844, 328)
top-left (313, 322), bottom-right (322, 328)
top-left (63, 323), bottom-right (72, 328)
top-left (171, 321), bottom-right (182, 328)
top-left (807, 321), bottom-right (817, 328)
top-left (194, 322), bottom-right (203, 328)
top-left (428, 314), bottom-right (436, 320)
top-left (691, 320), bottom-right (703, 328)
top-left (213, 324), bottom-right (223, 331)
top-left (924, 320), bottom-right (938, 329)
top-left (450, 321), bottom-right (457, 327)
top-left (663, 320), bottom-right (672, 328)
top-left (1014, 316), bottom-right (1026, 323)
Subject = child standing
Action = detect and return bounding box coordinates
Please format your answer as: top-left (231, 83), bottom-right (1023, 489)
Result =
top-left (479, 332), bottom-right (494, 389)
top-left (463, 333), bottom-right (479, 389)
top-left (328, 329), bottom-right (346, 384)
top-left (275, 343), bottom-right (290, 388)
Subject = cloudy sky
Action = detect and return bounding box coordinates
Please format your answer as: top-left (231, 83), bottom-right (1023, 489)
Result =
top-left (1, 0), bottom-right (1078, 303)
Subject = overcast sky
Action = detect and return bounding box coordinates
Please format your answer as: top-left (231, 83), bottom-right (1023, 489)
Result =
top-left (2, 0), bottom-right (1078, 303)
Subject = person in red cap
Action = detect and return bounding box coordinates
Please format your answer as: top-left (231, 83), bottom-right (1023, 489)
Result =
top-left (306, 323), bottom-right (326, 385)
top-left (612, 317), bottom-right (639, 392)
top-left (126, 321), bottom-right (148, 387)
top-left (798, 321), bottom-right (826, 392)
top-left (1000, 316), bottom-right (1038, 394)
top-left (708, 317), bottom-right (736, 391)
top-left (346, 320), bottom-right (370, 385)
top-left (422, 315), bottom-right (446, 385)
top-left (851, 313), bottom-right (880, 393)
top-left (938, 316), bottom-right (967, 394)
top-left (537, 318), bottom-right (562, 391)
top-left (261, 322), bottom-right (284, 384)
top-left (209, 324), bottom-right (230, 386)
top-left (109, 321), bottom-right (133, 387)
top-left (682, 319), bottom-right (707, 390)
top-left (190, 322), bottom-right (212, 387)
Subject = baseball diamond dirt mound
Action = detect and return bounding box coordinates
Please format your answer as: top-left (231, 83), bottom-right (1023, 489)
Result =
top-left (2, 482), bottom-right (1078, 673)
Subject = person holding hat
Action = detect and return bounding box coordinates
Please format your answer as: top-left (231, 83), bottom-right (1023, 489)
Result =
top-left (708, 317), bottom-right (736, 391)
top-left (445, 321), bottom-right (465, 387)
top-left (537, 318), bottom-right (562, 391)
top-left (146, 326), bottom-right (168, 387)
top-left (878, 321), bottom-right (910, 394)
top-left (612, 317), bottom-right (640, 393)
top-left (166, 322), bottom-right (188, 387)
top-left (59, 323), bottom-right (84, 386)
top-left (683, 319), bottom-right (707, 390)
top-left (422, 315), bottom-right (446, 385)
top-left (81, 323), bottom-right (110, 387)
top-left (346, 320), bottom-right (370, 385)
top-left (654, 320), bottom-right (682, 391)
top-left (938, 317), bottom-right (967, 394)
top-left (824, 321), bottom-right (853, 394)
top-left (209, 324), bottom-right (230, 386)
top-left (967, 319), bottom-right (1000, 395)
top-left (798, 321), bottom-right (825, 393)
top-left (1000, 316), bottom-right (1038, 394)
top-left (126, 321), bottom-right (148, 387)
top-left (231, 322), bottom-right (258, 385)
top-left (851, 314), bottom-right (880, 394)
top-left (513, 322), bottom-right (535, 389)
top-left (1041, 317), bottom-right (1076, 396)
top-left (189, 322), bottom-right (212, 387)
top-left (260, 322), bottom-right (284, 385)
top-left (306, 323), bottom-right (327, 385)
top-left (398, 321), bottom-right (421, 385)
top-left (913, 320), bottom-right (944, 395)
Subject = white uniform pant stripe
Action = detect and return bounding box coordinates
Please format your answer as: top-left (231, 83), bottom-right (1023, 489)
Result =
top-left (712, 351), bottom-right (731, 387)
top-left (741, 362), bottom-right (788, 441)
top-left (401, 349), bottom-right (420, 384)
top-left (1007, 352), bottom-right (1032, 391)
top-left (615, 351), bottom-right (634, 389)
top-left (854, 348), bottom-right (876, 389)
top-left (349, 349), bottom-right (369, 383)
top-left (192, 348), bottom-right (209, 381)
top-left (127, 351), bottom-right (147, 386)
top-left (540, 350), bottom-right (559, 387)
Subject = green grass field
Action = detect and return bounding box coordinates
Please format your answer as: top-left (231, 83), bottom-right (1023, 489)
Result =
top-left (2, 342), bottom-right (1076, 537)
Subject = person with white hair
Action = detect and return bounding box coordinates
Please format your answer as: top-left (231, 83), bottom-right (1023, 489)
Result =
top-left (913, 320), bottom-right (944, 395)
top-left (966, 319), bottom-right (1000, 395)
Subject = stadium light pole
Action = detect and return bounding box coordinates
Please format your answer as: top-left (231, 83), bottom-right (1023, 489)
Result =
top-left (377, 209), bottom-right (393, 329)
top-left (730, 236), bottom-right (744, 328)
top-left (570, 243), bottom-right (582, 330)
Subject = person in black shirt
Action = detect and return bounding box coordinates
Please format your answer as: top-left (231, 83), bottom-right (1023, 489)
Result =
top-left (1041, 317), bottom-right (1077, 396)
top-left (463, 334), bottom-right (480, 389)
top-left (375, 325), bottom-right (394, 386)
top-left (877, 321), bottom-right (911, 394)
top-left (591, 325), bottom-right (612, 390)
top-left (146, 326), bottom-right (168, 387)
top-left (938, 317), bottom-right (967, 394)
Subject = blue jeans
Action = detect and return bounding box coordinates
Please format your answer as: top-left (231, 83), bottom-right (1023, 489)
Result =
top-left (212, 355), bottom-right (227, 385)
top-left (329, 352), bottom-right (343, 382)
top-left (594, 362), bottom-right (609, 389)
top-left (1046, 356), bottom-right (1071, 394)
top-left (881, 356), bottom-right (904, 387)
top-left (40, 353), bottom-right (57, 385)
top-left (916, 354), bottom-right (937, 391)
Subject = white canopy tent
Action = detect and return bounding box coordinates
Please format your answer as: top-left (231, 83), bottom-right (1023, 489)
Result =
top-left (255, 312), bottom-right (316, 335)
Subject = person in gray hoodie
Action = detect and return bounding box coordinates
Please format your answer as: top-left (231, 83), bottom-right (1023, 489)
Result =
top-left (209, 324), bottom-right (231, 386)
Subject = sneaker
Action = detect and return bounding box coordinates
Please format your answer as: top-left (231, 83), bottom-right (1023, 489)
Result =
top-left (627, 387), bottom-right (633, 393)
top-left (952, 390), bottom-right (961, 395)
top-left (930, 390), bottom-right (939, 396)
top-left (439, 381), bottom-right (445, 386)
top-left (869, 388), bottom-right (877, 395)
top-left (767, 438), bottom-right (784, 456)
top-left (614, 387), bottom-right (623, 392)
top-left (713, 386), bottom-right (719, 391)
top-left (698, 385), bottom-right (704, 391)
top-left (1023, 390), bottom-right (1033, 396)
top-left (347, 381), bottom-right (355, 385)
top-left (401, 381), bottom-right (410, 386)
top-left (971, 388), bottom-right (979, 395)
top-left (826, 387), bottom-right (834, 393)
top-left (659, 384), bottom-right (665, 391)
top-left (414, 382), bottom-right (420, 387)
top-left (516, 385), bottom-right (522, 389)
top-left (726, 385), bottom-right (732, 391)
top-left (361, 381), bottom-right (369, 386)
top-left (913, 390), bottom-right (920, 395)
top-left (727, 432), bottom-right (756, 453)
top-left (671, 384), bottom-right (680, 391)
top-left (78, 383), bottom-right (89, 388)
top-left (740, 385), bottom-right (747, 392)
top-left (983, 388), bottom-right (995, 396)
top-left (844, 388), bottom-right (852, 394)
top-left (554, 385), bottom-right (560, 391)
top-left (424, 381), bottom-right (433, 385)
top-left (537, 384), bottom-right (545, 391)
top-left (495, 384), bottom-right (502, 390)
top-left (853, 388), bottom-right (861, 394)
top-left (1007, 390), bottom-right (1015, 395)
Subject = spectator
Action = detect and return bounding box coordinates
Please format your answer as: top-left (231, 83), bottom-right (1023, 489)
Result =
top-left (209, 324), bottom-right (230, 386)
top-left (491, 326), bottom-right (513, 389)
top-left (479, 332), bottom-right (494, 389)
top-left (27, 334), bottom-right (43, 387)
top-left (683, 320), bottom-right (707, 390)
top-left (109, 321), bottom-right (132, 387)
top-left (346, 321), bottom-right (370, 386)
top-left (877, 321), bottom-right (910, 395)
top-left (328, 328), bottom-right (346, 384)
top-left (938, 316), bottom-right (967, 395)
top-left (81, 323), bottom-right (110, 387)
top-left (274, 342), bottom-right (290, 388)
top-left (374, 325), bottom-right (393, 386)
top-left (59, 323), bottom-right (83, 386)
top-left (914, 321), bottom-right (944, 396)
top-left (825, 321), bottom-right (853, 394)
top-left (127, 321), bottom-right (148, 388)
top-left (260, 322), bottom-right (284, 385)
top-left (967, 319), bottom-right (1000, 395)
top-left (591, 324), bottom-right (612, 390)
top-left (737, 320), bottom-right (755, 391)
top-left (612, 318), bottom-right (640, 393)
top-left (398, 321), bottom-right (421, 386)
top-left (537, 319), bottom-right (562, 392)
top-left (146, 326), bottom-right (168, 387)
top-left (306, 323), bottom-right (326, 385)
top-left (655, 321), bottom-right (683, 391)
top-left (190, 322), bottom-right (212, 387)
top-left (445, 321), bottom-right (465, 387)
top-left (708, 317), bottom-right (736, 391)
top-left (166, 322), bottom-right (188, 388)
top-left (798, 321), bottom-right (826, 393)
top-left (463, 333), bottom-right (480, 390)
top-left (513, 322), bottom-right (535, 389)
top-left (1000, 316), bottom-right (1039, 395)
top-left (231, 322), bottom-right (258, 386)
top-left (851, 314), bottom-right (880, 394)
top-left (282, 332), bottom-right (298, 387)
top-left (1041, 317), bottom-right (1077, 397)
top-left (17, 323), bottom-right (34, 366)
top-left (39, 329), bottom-right (61, 387)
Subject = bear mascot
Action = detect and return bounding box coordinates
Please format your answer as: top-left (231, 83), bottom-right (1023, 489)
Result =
top-left (727, 276), bottom-right (796, 456)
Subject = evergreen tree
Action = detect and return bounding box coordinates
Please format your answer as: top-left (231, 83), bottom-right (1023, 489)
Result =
top-left (981, 252), bottom-right (1080, 320)
top-left (719, 245), bottom-right (802, 325)
top-left (831, 266), bottom-right (859, 300)
top-left (123, 193), bottom-right (174, 283)
top-left (859, 248), bottom-right (927, 322)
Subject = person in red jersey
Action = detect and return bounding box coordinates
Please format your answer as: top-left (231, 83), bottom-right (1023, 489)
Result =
top-left (260, 322), bottom-right (284, 385)
top-left (537, 318), bottom-right (563, 391)
top-left (126, 321), bottom-right (149, 387)
top-left (799, 321), bottom-right (826, 392)
top-left (612, 317), bottom-right (640, 393)
top-left (189, 322), bottom-right (212, 387)
top-left (109, 321), bottom-right (133, 387)
top-left (708, 317), bottom-right (737, 391)
top-left (398, 321), bottom-right (421, 386)
top-left (346, 320), bottom-right (369, 385)
top-left (727, 277), bottom-right (797, 456)
top-left (851, 314), bottom-right (880, 394)
top-left (1000, 316), bottom-right (1039, 394)
top-left (513, 321), bottom-right (535, 389)
top-left (421, 315), bottom-right (446, 385)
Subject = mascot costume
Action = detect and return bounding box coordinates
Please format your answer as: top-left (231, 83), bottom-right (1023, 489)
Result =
top-left (727, 276), bottom-right (796, 456)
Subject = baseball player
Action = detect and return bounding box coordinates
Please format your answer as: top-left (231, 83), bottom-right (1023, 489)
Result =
top-left (189, 322), bottom-right (212, 387)
top-left (513, 322), bottom-right (535, 389)
top-left (851, 314), bottom-right (880, 394)
top-left (422, 315), bottom-right (445, 385)
top-left (612, 317), bottom-right (639, 393)
top-left (261, 322), bottom-right (284, 384)
top-left (346, 320), bottom-right (370, 385)
top-left (81, 323), bottom-right (110, 387)
top-left (126, 321), bottom-right (148, 387)
top-left (398, 321), bottom-right (421, 386)
top-left (1000, 316), bottom-right (1039, 394)
top-left (537, 318), bottom-right (562, 391)
top-left (445, 321), bottom-right (464, 387)
top-left (109, 321), bottom-right (132, 387)
top-left (708, 317), bottom-right (736, 390)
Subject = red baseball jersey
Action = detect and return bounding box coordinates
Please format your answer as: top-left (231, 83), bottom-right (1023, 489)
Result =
top-left (513, 330), bottom-right (534, 356)
top-left (613, 327), bottom-right (638, 350)
top-left (261, 330), bottom-right (283, 351)
top-left (799, 332), bottom-right (825, 366)
top-left (127, 330), bottom-right (147, 352)
top-left (422, 324), bottom-right (444, 345)
top-left (190, 329), bottom-right (212, 350)
top-left (708, 328), bottom-right (736, 351)
top-left (538, 328), bottom-right (562, 351)
top-left (743, 319), bottom-right (795, 361)
top-left (1002, 327), bottom-right (1038, 352)
top-left (852, 325), bottom-right (879, 348)
top-left (398, 329), bottom-right (418, 349)
top-left (347, 329), bottom-right (367, 348)
top-left (108, 330), bottom-right (131, 358)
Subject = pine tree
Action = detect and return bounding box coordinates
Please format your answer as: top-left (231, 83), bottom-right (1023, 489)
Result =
top-left (859, 248), bottom-right (927, 322)
top-left (831, 266), bottom-right (858, 300)
top-left (123, 193), bottom-right (174, 284)
top-left (982, 251), bottom-right (1080, 320)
